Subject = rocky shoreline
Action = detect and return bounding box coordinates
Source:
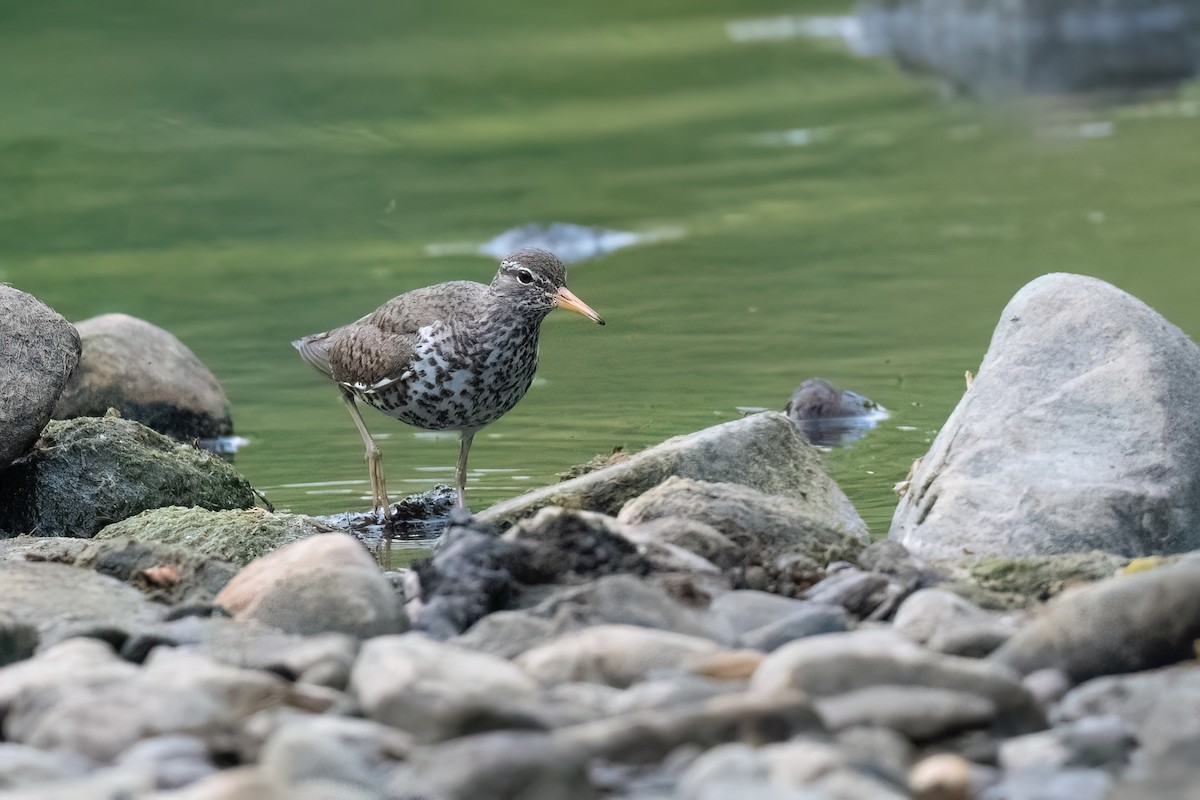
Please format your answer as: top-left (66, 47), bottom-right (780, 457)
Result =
top-left (3, 273), bottom-right (1200, 798)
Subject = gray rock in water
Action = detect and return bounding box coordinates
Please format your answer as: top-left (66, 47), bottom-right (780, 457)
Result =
top-left (858, 0), bottom-right (1200, 97)
top-left (478, 412), bottom-right (866, 533)
top-left (0, 417), bottom-right (256, 538)
top-left (785, 377), bottom-right (886, 446)
top-left (891, 273), bottom-right (1200, 561)
top-left (619, 477), bottom-right (868, 579)
top-left (0, 287), bottom-right (81, 470)
top-left (96, 506), bottom-right (339, 567)
top-left (989, 558), bottom-right (1200, 684)
top-left (214, 533), bottom-right (406, 639)
top-left (52, 313), bottom-right (233, 440)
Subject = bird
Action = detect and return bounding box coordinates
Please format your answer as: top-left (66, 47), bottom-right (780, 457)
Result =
top-left (292, 247), bottom-right (604, 521)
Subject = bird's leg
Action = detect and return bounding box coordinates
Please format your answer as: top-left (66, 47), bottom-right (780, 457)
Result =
top-left (339, 390), bottom-right (394, 552)
top-left (455, 430), bottom-right (476, 509)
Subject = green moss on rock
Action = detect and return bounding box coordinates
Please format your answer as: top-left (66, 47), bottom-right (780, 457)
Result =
top-left (96, 506), bottom-right (339, 566)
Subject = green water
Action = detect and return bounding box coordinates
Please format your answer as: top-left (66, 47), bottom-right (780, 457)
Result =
top-left (4, 1), bottom-right (1200, 535)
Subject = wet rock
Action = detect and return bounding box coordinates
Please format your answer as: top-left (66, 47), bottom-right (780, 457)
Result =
top-left (350, 633), bottom-right (541, 744)
top-left (0, 560), bottom-right (166, 639)
top-left (679, 739), bottom-right (907, 800)
top-left (52, 313), bottom-right (233, 440)
top-left (891, 274), bottom-right (1200, 561)
top-left (2, 643), bottom-right (289, 763)
top-left (503, 507), bottom-right (649, 581)
top-left (96, 506), bottom-right (336, 567)
top-left (619, 477), bottom-right (868, 577)
top-left (990, 558), bottom-right (1200, 684)
top-left (0, 287), bottom-right (81, 469)
top-left (529, 574), bottom-right (715, 640)
top-left (517, 624), bottom-right (721, 688)
top-left (816, 686), bottom-right (997, 741)
top-left (452, 611), bottom-right (555, 659)
top-left (478, 412), bottom-right (866, 533)
top-left (859, 0), bottom-right (1200, 97)
top-left (1054, 664), bottom-right (1200, 759)
top-left (751, 629), bottom-right (1045, 735)
top-left (0, 417), bottom-right (256, 538)
top-left (894, 588), bottom-right (1016, 657)
top-left (785, 377), bottom-right (886, 446)
top-left (215, 533), bottom-right (404, 639)
top-left (407, 526), bottom-right (527, 639)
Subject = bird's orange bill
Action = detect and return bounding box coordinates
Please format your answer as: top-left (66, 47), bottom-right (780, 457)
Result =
top-left (555, 287), bottom-right (605, 325)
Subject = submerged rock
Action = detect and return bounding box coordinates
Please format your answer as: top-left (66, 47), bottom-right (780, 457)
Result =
top-left (0, 286), bottom-right (80, 468)
top-left (0, 417), bottom-right (256, 538)
top-left (858, 0), bottom-right (1200, 97)
top-left (478, 412), bottom-right (866, 532)
top-left (52, 313), bottom-right (233, 441)
top-left (785, 377), bottom-right (886, 446)
top-left (891, 274), bottom-right (1200, 561)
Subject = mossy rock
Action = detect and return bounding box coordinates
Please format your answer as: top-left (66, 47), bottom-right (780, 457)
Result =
top-left (0, 416), bottom-right (257, 538)
top-left (96, 506), bottom-right (339, 566)
top-left (941, 551), bottom-right (1133, 609)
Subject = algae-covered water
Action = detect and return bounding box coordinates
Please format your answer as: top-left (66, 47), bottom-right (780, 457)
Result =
top-left (4, 1), bottom-right (1200, 534)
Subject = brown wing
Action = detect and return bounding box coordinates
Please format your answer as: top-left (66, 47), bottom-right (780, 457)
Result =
top-left (299, 281), bottom-right (488, 389)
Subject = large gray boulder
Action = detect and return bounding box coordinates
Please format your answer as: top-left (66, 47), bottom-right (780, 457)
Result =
top-left (0, 417), bottom-right (256, 538)
top-left (0, 287), bottom-right (80, 467)
top-left (52, 313), bottom-right (232, 441)
top-left (891, 273), bottom-right (1200, 561)
top-left (478, 412), bottom-right (864, 531)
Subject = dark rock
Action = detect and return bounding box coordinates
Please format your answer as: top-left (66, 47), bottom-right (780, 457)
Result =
top-left (477, 412), bottom-right (866, 531)
top-left (785, 377), bottom-right (885, 446)
top-left (350, 633), bottom-right (542, 744)
top-left (990, 558), bottom-right (1200, 684)
top-left (503, 507), bottom-right (649, 581)
top-left (96, 506), bottom-right (337, 566)
top-left (0, 286), bottom-right (80, 468)
top-left (51, 313), bottom-right (233, 440)
top-left (751, 629), bottom-right (1045, 736)
top-left (0, 614), bottom-right (38, 668)
top-left (619, 477), bottom-right (868, 577)
top-left (0, 417), bottom-right (256, 538)
top-left (408, 526), bottom-right (528, 639)
top-left (859, 0), bottom-right (1200, 97)
top-left (891, 274), bottom-right (1200, 561)
top-left (214, 532), bottom-right (405, 639)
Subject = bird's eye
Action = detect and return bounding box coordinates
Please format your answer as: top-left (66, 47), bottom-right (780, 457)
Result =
top-left (516, 269), bottom-right (534, 285)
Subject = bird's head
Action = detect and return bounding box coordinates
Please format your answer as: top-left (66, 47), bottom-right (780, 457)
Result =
top-left (492, 248), bottom-right (605, 324)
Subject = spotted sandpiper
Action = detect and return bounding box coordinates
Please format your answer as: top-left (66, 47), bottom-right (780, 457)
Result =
top-left (293, 248), bottom-right (604, 519)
